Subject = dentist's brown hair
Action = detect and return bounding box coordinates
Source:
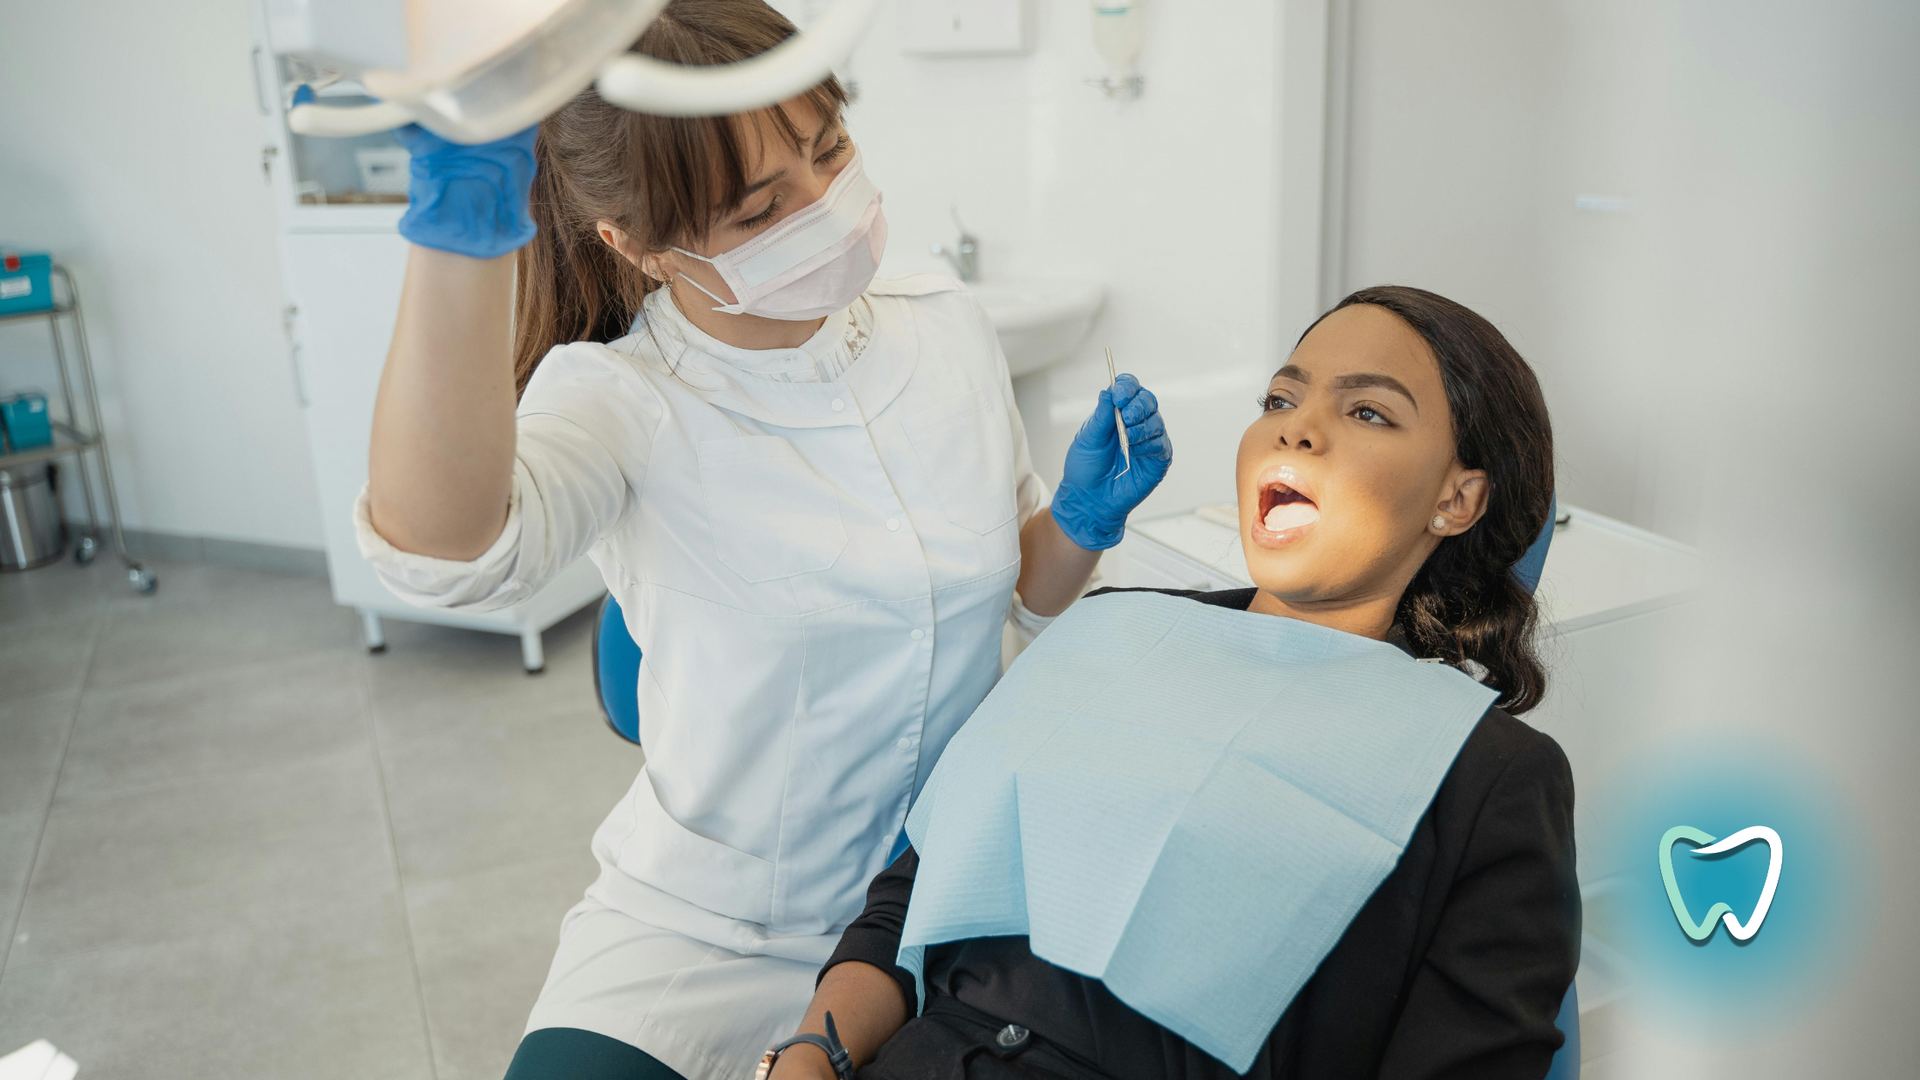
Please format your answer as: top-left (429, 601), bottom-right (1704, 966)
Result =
top-left (1301, 286), bottom-right (1556, 713)
top-left (512, 0), bottom-right (848, 394)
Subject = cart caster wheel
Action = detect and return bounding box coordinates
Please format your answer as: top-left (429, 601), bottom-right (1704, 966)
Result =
top-left (128, 568), bottom-right (157, 593)
top-left (74, 536), bottom-right (98, 564)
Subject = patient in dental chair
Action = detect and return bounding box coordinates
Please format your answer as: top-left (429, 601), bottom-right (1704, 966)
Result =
top-left (764, 286), bottom-right (1577, 1080)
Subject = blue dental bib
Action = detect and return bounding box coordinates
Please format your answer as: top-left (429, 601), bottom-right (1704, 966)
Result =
top-left (896, 591), bottom-right (1498, 1072)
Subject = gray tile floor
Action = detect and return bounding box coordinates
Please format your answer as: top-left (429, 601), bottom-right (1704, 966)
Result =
top-left (0, 555), bottom-right (642, 1079)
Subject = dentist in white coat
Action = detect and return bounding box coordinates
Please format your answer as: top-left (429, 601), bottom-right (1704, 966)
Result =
top-left (354, 4), bottom-right (1171, 1080)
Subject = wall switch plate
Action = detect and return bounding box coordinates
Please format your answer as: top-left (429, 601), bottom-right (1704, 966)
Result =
top-left (897, 0), bottom-right (1032, 56)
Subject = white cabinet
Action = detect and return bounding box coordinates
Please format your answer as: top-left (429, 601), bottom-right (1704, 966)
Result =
top-left (1112, 508), bottom-right (1258, 592)
top-left (253, 13), bottom-right (603, 670)
top-left (276, 232), bottom-right (605, 670)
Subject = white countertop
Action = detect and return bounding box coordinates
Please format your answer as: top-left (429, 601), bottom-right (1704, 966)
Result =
top-left (1127, 505), bottom-right (1706, 633)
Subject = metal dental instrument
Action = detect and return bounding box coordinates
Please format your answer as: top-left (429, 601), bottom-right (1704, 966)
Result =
top-left (1105, 346), bottom-right (1131, 478)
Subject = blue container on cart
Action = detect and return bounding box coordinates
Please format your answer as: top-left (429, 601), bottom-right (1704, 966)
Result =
top-left (1, 393), bottom-right (53, 450)
top-left (0, 251), bottom-right (54, 316)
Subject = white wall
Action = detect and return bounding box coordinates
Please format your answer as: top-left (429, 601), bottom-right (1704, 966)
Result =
top-left (815, 0), bottom-right (1299, 515)
top-left (1336, 0), bottom-right (1920, 546)
top-left (0, 0), bottom-right (324, 549)
top-left (1340, 0), bottom-right (1663, 532)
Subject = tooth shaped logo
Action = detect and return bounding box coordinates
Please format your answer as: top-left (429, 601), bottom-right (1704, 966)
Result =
top-left (1659, 825), bottom-right (1784, 942)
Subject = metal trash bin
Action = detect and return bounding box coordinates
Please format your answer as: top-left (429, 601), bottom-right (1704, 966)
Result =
top-left (0, 464), bottom-right (65, 570)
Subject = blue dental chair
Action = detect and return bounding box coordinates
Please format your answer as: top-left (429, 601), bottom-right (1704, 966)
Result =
top-left (587, 501), bottom-right (1577, 1075)
top-left (592, 594), bottom-right (644, 745)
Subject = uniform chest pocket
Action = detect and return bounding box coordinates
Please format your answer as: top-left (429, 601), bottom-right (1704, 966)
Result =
top-left (698, 436), bottom-right (848, 582)
top-left (902, 389), bottom-right (1018, 535)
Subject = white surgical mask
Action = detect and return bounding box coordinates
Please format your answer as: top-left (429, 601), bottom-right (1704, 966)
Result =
top-left (671, 149), bottom-right (887, 321)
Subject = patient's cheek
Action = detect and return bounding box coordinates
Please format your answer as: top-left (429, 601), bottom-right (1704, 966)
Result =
top-left (1233, 421), bottom-right (1272, 491)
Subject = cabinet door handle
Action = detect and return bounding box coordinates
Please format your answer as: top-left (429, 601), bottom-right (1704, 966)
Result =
top-left (282, 304), bottom-right (308, 407)
top-left (250, 45), bottom-right (269, 115)
top-left (261, 144), bottom-right (279, 183)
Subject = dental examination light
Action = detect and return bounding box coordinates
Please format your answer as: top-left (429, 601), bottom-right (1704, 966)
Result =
top-left (269, 0), bottom-right (881, 143)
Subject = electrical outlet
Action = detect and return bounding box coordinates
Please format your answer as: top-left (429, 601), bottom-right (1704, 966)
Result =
top-left (897, 0), bottom-right (1031, 56)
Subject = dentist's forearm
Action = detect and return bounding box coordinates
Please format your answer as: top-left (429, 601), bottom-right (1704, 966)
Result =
top-left (1015, 508), bottom-right (1103, 616)
top-left (367, 247), bottom-right (519, 560)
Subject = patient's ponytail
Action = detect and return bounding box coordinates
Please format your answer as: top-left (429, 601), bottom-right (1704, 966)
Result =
top-left (1314, 286), bottom-right (1556, 714)
top-left (510, 0), bottom-right (848, 394)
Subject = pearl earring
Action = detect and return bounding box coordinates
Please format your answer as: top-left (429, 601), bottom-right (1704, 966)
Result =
top-left (1431, 515), bottom-right (1447, 532)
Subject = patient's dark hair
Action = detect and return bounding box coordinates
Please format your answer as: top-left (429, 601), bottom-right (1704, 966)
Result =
top-left (1300, 286), bottom-right (1555, 714)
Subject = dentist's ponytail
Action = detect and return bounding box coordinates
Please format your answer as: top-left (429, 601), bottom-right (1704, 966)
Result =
top-left (512, 0), bottom-right (848, 394)
top-left (517, 114), bottom-right (649, 393)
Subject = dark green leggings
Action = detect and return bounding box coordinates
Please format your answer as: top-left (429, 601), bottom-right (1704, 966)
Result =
top-left (502, 1028), bottom-right (690, 1080)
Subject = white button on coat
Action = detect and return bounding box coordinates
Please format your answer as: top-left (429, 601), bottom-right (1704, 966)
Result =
top-left (356, 277), bottom-right (1049, 948)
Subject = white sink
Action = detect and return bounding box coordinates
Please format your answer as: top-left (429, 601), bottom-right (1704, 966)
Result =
top-left (967, 279), bottom-right (1106, 378)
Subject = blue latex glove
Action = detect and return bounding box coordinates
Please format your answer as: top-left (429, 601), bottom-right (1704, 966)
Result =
top-left (1051, 373), bottom-right (1172, 550)
top-left (391, 122), bottom-right (539, 259)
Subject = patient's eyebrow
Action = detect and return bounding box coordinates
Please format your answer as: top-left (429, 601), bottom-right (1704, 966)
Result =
top-left (1272, 364), bottom-right (1311, 383)
top-left (1331, 372), bottom-right (1419, 412)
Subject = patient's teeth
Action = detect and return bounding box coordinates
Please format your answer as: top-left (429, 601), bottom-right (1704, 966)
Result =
top-left (1264, 502), bottom-right (1319, 532)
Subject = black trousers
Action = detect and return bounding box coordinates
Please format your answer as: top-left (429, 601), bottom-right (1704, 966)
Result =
top-left (502, 1028), bottom-right (689, 1080)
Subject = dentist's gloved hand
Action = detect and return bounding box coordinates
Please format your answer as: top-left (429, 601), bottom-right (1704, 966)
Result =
top-left (1050, 373), bottom-right (1172, 550)
top-left (392, 121), bottom-right (539, 259)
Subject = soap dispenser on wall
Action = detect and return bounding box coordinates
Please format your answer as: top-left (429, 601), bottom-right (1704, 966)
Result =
top-left (1087, 1), bottom-right (1147, 99)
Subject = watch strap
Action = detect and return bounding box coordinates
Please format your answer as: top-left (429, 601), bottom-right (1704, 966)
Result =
top-left (755, 1012), bottom-right (855, 1080)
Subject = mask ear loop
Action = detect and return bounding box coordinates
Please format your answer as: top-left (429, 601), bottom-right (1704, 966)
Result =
top-left (673, 273), bottom-right (745, 315)
top-left (668, 247), bottom-right (747, 315)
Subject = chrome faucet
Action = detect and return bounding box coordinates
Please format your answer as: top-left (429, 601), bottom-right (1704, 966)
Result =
top-left (930, 207), bottom-right (979, 283)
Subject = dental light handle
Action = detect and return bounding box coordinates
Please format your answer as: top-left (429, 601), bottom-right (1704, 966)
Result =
top-left (595, 0), bottom-right (879, 116)
top-left (288, 99), bottom-right (415, 138)
top-left (283, 0), bottom-right (880, 143)
top-left (283, 0), bottom-right (679, 144)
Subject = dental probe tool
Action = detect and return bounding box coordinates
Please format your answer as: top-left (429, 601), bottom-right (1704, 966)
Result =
top-left (1105, 346), bottom-right (1131, 477)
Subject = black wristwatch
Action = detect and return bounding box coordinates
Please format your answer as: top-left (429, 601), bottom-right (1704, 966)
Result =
top-left (755, 1011), bottom-right (855, 1080)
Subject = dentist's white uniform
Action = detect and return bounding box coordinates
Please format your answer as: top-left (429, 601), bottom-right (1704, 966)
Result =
top-left (356, 276), bottom-right (1049, 1080)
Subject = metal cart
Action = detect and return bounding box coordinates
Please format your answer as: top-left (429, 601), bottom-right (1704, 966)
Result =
top-left (0, 265), bottom-right (154, 592)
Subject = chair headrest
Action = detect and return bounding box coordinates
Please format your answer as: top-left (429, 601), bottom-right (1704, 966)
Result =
top-left (1511, 494), bottom-right (1557, 597)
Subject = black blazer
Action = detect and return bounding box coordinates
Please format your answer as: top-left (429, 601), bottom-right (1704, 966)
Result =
top-left (823, 588), bottom-right (1580, 1080)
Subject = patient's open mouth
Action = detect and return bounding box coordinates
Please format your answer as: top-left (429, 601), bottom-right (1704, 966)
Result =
top-left (1257, 479), bottom-right (1320, 536)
